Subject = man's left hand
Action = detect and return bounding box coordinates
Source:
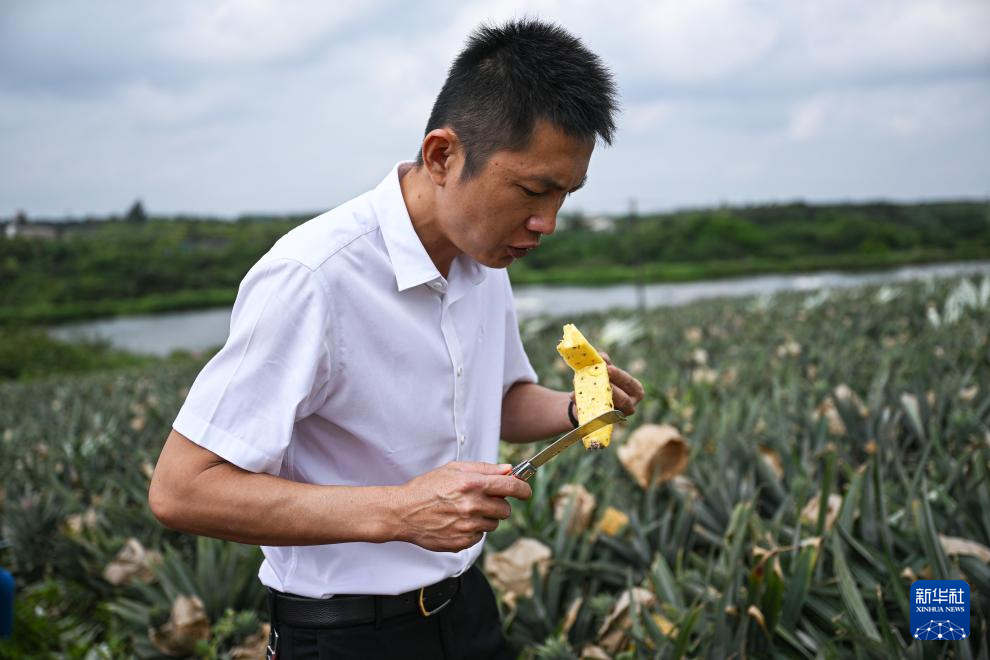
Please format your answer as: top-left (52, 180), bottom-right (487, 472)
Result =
top-left (588, 351), bottom-right (645, 416)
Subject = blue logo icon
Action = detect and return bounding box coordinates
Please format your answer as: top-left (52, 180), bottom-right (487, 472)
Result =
top-left (910, 580), bottom-right (970, 640)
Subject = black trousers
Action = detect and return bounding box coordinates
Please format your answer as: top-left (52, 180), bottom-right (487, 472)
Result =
top-left (269, 565), bottom-right (516, 659)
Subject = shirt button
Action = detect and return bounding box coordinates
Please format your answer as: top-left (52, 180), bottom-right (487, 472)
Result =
top-left (456, 366), bottom-right (463, 377)
top-left (459, 434), bottom-right (466, 445)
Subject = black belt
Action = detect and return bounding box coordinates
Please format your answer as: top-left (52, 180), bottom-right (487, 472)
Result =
top-left (268, 570), bottom-right (465, 629)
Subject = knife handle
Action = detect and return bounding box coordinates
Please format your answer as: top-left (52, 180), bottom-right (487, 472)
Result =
top-left (510, 461), bottom-right (536, 482)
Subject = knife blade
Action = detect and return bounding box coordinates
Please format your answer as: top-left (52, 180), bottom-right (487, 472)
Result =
top-left (510, 409), bottom-right (626, 481)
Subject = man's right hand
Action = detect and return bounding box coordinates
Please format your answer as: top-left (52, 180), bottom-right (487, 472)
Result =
top-left (391, 461), bottom-right (532, 552)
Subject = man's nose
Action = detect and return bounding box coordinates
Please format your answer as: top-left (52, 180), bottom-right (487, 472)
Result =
top-left (525, 211), bottom-right (557, 236)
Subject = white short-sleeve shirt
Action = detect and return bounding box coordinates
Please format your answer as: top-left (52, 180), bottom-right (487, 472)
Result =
top-left (172, 162), bottom-right (538, 598)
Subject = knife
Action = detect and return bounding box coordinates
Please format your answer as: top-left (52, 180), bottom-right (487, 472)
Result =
top-left (510, 409), bottom-right (627, 481)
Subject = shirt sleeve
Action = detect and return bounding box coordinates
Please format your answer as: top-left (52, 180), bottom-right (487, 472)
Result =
top-left (500, 272), bottom-right (538, 398)
top-left (172, 257), bottom-right (334, 475)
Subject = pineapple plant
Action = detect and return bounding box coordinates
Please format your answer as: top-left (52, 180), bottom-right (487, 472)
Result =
top-left (1, 275), bottom-right (989, 656)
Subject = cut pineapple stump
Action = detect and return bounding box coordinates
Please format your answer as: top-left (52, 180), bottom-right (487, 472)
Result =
top-left (557, 323), bottom-right (614, 449)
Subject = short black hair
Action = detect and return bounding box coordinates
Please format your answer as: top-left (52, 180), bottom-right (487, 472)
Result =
top-left (416, 19), bottom-right (618, 178)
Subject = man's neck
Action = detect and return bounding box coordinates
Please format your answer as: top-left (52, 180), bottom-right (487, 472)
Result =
top-left (398, 163), bottom-right (458, 278)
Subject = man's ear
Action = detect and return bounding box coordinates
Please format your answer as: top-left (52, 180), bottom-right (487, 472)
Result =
top-left (420, 128), bottom-right (460, 186)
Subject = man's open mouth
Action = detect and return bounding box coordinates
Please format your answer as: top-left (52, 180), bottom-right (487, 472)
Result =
top-left (507, 244), bottom-right (537, 259)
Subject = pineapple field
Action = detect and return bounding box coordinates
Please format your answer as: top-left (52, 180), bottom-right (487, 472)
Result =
top-left (1, 275), bottom-right (988, 658)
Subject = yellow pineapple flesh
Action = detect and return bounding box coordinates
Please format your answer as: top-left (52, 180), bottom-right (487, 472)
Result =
top-left (557, 323), bottom-right (614, 449)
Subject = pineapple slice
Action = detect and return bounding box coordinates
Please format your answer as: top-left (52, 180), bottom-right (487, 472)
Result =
top-left (557, 323), bottom-right (614, 449)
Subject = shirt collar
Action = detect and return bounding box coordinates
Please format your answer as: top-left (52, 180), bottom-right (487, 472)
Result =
top-left (373, 161), bottom-right (487, 292)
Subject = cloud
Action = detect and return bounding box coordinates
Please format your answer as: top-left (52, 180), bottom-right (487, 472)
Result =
top-left (154, 0), bottom-right (374, 66)
top-left (604, 0), bottom-right (782, 85)
top-left (788, 95), bottom-right (830, 142)
top-left (799, 1), bottom-right (990, 80)
top-left (0, 0), bottom-right (988, 216)
top-left (625, 100), bottom-right (675, 133)
top-left (785, 81), bottom-right (988, 144)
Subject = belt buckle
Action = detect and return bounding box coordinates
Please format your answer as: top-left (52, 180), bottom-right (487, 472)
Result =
top-left (417, 586), bottom-right (452, 617)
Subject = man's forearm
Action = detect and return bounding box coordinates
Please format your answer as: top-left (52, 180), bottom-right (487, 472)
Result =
top-left (149, 431), bottom-right (399, 546)
top-left (150, 430), bottom-right (532, 553)
top-left (500, 382), bottom-right (572, 443)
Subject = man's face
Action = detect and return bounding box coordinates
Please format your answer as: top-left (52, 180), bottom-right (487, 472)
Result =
top-left (435, 120), bottom-right (595, 269)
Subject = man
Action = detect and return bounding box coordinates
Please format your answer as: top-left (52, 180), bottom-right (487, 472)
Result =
top-left (149, 18), bottom-right (644, 659)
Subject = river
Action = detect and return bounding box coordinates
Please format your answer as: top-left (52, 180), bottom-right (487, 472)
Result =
top-left (48, 260), bottom-right (990, 357)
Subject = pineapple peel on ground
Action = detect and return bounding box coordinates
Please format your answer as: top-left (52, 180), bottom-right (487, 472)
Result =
top-left (557, 323), bottom-right (614, 449)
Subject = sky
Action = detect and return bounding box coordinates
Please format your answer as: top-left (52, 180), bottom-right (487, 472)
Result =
top-left (1, 0), bottom-right (988, 219)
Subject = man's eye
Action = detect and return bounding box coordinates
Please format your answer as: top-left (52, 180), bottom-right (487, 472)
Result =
top-left (519, 186), bottom-right (543, 197)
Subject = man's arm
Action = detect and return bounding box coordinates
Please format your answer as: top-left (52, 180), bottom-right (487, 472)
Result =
top-left (499, 383), bottom-right (573, 443)
top-left (500, 351), bottom-right (646, 443)
top-left (149, 429), bottom-right (530, 552)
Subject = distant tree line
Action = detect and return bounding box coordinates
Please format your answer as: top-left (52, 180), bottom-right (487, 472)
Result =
top-left (0, 215), bottom-right (302, 320)
top-left (1, 200), bottom-right (988, 324)
top-left (520, 201), bottom-right (990, 269)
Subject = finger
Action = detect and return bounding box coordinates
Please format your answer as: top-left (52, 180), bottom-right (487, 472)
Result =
top-left (462, 495), bottom-right (512, 521)
top-left (607, 369), bottom-right (645, 415)
top-left (480, 497), bottom-right (512, 520)
top-left (483, 475), bottom-right (533, 500)
top-left (479, 517), bottom-right (500, 533)
top-left (453, 461), bottom-right (514, 476)
top-left (619, 387), bottom-right (646, 415)
top-left (607, 364), bottom-right (645, 404)
top-left (611, 388), bottom-right (637, 415)
top-left (599, 350), bottom-right (613, 366)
